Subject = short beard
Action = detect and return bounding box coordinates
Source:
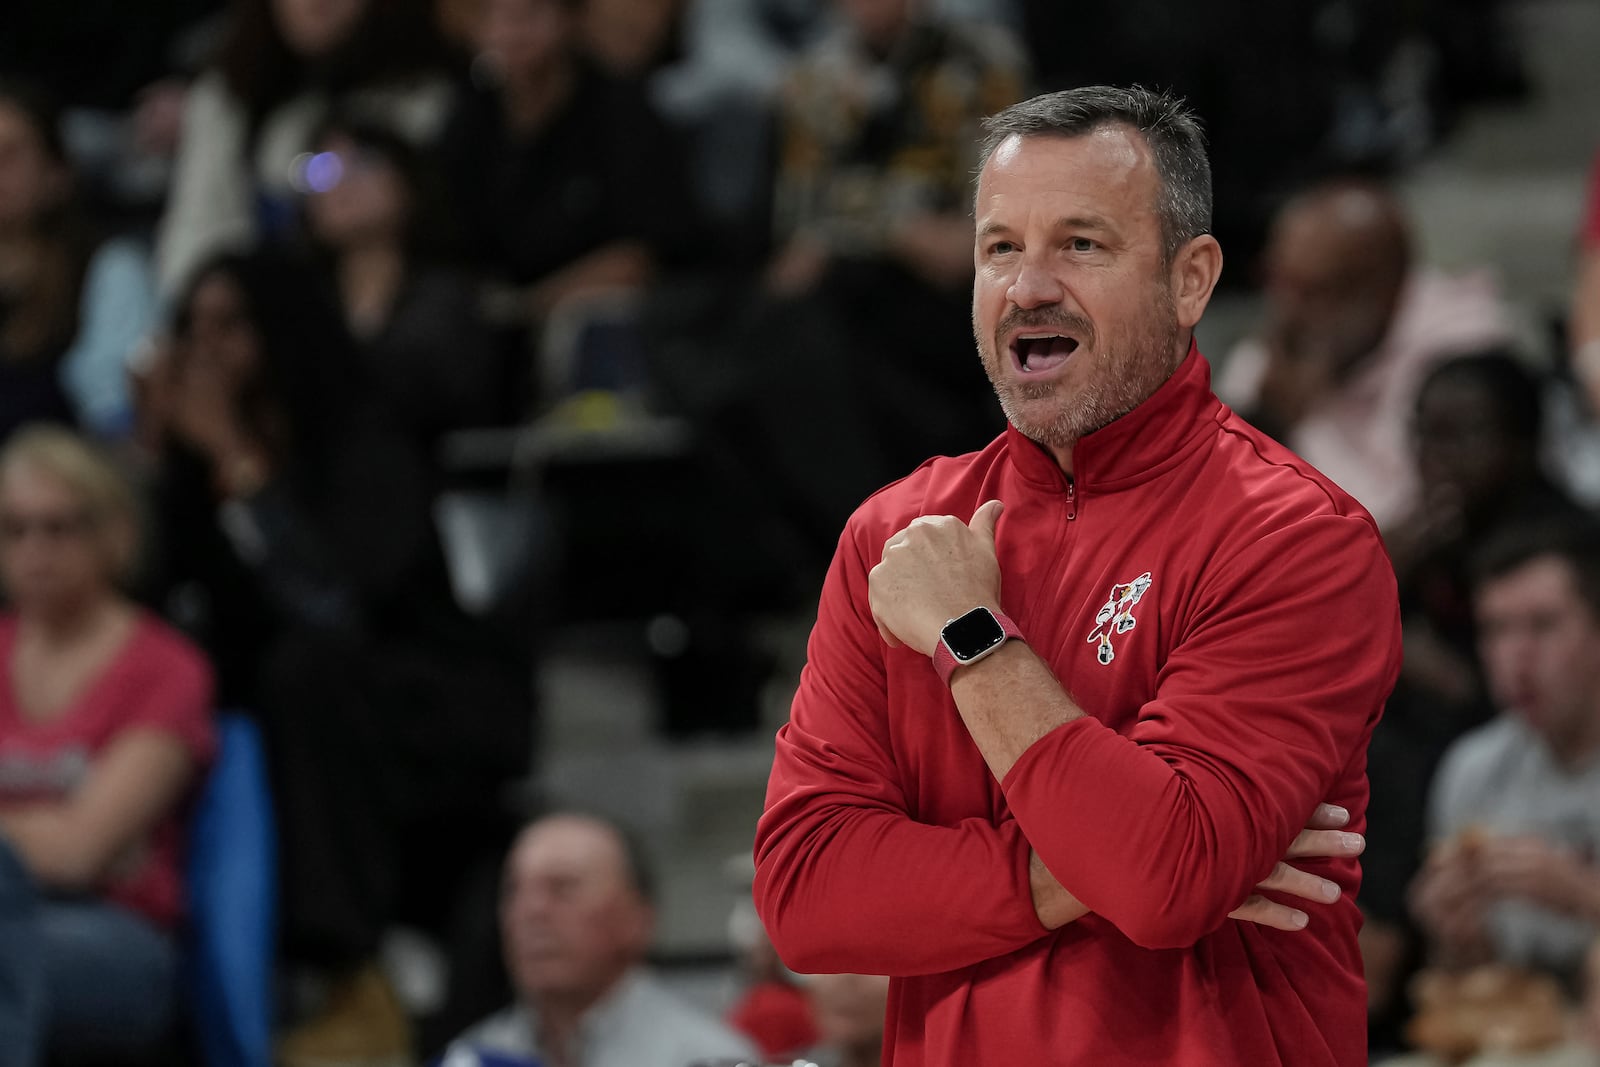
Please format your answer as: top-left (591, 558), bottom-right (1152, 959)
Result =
top-left (979, 281), bottom-right (1182, 452)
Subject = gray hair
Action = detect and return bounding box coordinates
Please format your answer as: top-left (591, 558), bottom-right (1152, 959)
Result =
top-left (978, 85), bottom-right (1212, 263)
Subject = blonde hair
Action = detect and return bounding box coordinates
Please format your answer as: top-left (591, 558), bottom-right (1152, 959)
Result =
top-left (0, 423), bottom-right (141, 584)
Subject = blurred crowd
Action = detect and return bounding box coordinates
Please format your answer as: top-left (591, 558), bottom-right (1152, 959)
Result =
top-left (2, 0), bottom-right (1600, 1064)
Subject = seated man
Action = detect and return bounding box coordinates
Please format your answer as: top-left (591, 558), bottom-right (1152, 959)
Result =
top-left (1404, 518), bottom-right (1600, 1059)
top-left (1217, 178), bottom-right (1510, 528)
top-left (440, 812), bottom-right (759, 1067)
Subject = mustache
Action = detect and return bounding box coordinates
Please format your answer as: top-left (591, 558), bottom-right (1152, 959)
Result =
top-left (995, 308), bottom-right (1096, 351)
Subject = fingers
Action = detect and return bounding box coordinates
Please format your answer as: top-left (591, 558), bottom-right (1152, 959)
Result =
top-left (1256, 860), bottom-right (1341, 905)
top-left (1228, 894), bottom-right (1308, 932)
top-left (969, 499), bottom-right (1004, 548)
top-left (1285, 827), bottom-right (1364, 860)
top-left (1307, 803), bottom-right (1350, 830)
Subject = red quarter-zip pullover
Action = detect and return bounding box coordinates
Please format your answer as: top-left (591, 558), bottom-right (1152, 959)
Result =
top-left (755, 346), bottom-right (1401, 1065)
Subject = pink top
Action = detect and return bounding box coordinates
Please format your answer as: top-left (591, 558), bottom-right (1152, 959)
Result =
top-left (0, 611), bottom-right (215, 928)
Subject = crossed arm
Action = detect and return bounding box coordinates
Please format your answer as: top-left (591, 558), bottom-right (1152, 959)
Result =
top-left (756, 500), bottom-right (1398, 972)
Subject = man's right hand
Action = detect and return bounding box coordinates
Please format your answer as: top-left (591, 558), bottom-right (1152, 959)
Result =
top-left (1228, 803), bottom-right (1363, 931)
top-left (1031, 803), bottom-right (1363, 932)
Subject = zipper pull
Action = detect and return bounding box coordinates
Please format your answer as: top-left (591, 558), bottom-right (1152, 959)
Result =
top-left (1065, 476), bottom-right (1077, 520)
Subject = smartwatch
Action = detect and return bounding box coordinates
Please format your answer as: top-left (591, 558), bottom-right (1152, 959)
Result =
top-left (933, 606), bottom-right (1023, 686)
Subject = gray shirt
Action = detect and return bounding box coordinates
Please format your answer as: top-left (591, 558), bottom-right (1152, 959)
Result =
top-left (1427, 714), bottom-right (1600, 981)
top-left (441, 967), bottom-right (760, 1067)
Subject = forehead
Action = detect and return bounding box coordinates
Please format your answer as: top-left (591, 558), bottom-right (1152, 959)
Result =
top-left (1479, 556), bottom-right (1587, 616)
top-left (1, 458), bottom-right (74, 501)
top-left (508, 818), bottom-right (628, 884)
top-left (975, 127), bottom-right (1160, 226)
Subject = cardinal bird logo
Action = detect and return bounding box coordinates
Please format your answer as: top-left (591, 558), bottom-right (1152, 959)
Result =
top-left (1088, 572), bottom-right (1152, 665)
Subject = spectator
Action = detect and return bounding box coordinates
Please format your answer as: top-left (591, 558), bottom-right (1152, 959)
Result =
top-left (0, 80), bottom-right (159, 441)
top-left (1408, 518), bottom-right (1600, 1007)
top-left (705, 0), bottom-right (1024, 563)
top-left (1364, 351), bottom-right (1591, 1051)
top-left (440, 0), bottom-right (697, 410)
top-left (0, 423), bottom-right (214, 1063)
top-left (803, 973), bottom-right (889, 1067)
top-left (139, 251), bottom-right (532, 1065)
top-left (1218, 177), bottom-right (1511, 528)
top-left (440, 812), bottom-right (760, 1067)
top-left (296, 114), bottom-right (502, 444)
top-left (155, 0), bottom-right (454, 298)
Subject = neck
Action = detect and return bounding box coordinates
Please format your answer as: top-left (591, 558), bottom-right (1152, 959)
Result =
top-left (17, 594), bottom-right (126, 647)
top-left (1046, 439), bottom-right (1075, 477)
top-left (1551, 711), bottom-right (1600, 773)
top-left (503, 58), bottom-right (576, 136)
top-left (531, 974), bottom-right (625, 1067)
top-left (338, 242), bottom-right (405, 338)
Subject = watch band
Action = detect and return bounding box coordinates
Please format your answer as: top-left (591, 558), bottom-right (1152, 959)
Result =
top-left (933, 606), bottom-right (1023, 686)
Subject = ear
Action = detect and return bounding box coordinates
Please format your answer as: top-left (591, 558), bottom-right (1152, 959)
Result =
top-left (1169, 233), bottom-right (1223, 332)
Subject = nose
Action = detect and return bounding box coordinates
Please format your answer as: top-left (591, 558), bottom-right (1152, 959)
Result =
top-left (1007, 259), bottom-right (1065, 309)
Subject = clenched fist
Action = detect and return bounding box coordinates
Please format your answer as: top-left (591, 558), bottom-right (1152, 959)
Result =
top-left (869, 500), bottom-right (1006, 656)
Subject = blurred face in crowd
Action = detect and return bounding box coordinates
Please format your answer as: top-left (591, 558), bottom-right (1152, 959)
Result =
top-left (179, 271), bottom-right (264, 393)
top-left (477, 0), bottom-right (574, 84)
top-left (272, 0), bottom-right (369, 58)
top-left (838, 0), bottom-right (913, 53)
top-left (810, 973), bottom-right (890, 1053)
top-left (500, 815), bottom-right (653, 1009)
top-left (0, 100), bottom-right (67, 233)
top-left (582, 0), bottom-right (680, 76)
top-left (0, 459), bottom-right (119, 619)
top-left (972, 128), bottom-right (1213, 460)
top-left (1261, 188), bottom-right (1405, 378)
top-left (304, 133), bottom-right (410, 250)
top-left (1412, 374), bottom-right (1521, 516)
top-left (1476, 555), bottom-right (1600, 751)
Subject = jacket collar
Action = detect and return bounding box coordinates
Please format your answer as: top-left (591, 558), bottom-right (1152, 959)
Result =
top-left (1004, 340), bottom-right (1224, 492)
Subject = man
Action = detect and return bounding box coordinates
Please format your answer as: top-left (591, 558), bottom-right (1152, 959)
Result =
top-left (726, 0), bottom-right (1026, 558)
top-left (1410, 519), bottom-right (1600, 989)
top-left (1217, 178), bottom-right (1509, 528)
top-left (754, 86), bottom-right (1402, 1065)
top-left (441, 813), bottom-right (758, 1067)
top-left (1364, 352), bottom-right (1587, 1045)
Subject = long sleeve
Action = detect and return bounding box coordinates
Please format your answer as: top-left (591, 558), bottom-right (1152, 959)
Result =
top-left (1000, 512), bottom-right (1402, 950)
top-left (57, 238), bottom-right (158, 438)
top-left (155, 71), bottom-right (256, 301)
top-left (219, 417), bottom-right (438, 636)
top-left (754, 521), bottom-right (1050, 977)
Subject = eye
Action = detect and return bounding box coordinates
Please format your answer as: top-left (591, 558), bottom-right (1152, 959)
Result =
top-left (1070, 237), bottom-right (1096, 252)
top-left (988, 240), bottom-right (1017, 256)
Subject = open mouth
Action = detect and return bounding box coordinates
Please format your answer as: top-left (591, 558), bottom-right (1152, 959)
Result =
top-left (1010, 333), bottom-right (1080, 374)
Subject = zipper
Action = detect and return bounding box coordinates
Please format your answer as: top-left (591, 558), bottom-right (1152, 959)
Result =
top-left (1065, 475), bottom-right (1077, 520)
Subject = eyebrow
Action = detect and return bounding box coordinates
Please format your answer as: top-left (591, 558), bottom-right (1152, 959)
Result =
top-left (976, 214), bottom-right (1117, 240)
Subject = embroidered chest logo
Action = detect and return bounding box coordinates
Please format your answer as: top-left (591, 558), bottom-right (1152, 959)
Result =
top-left (1088, 572), bottom-right (1152, 665)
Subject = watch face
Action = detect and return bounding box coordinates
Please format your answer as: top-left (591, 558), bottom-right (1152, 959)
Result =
top-left (942, 607), bottom-right (1006, 662)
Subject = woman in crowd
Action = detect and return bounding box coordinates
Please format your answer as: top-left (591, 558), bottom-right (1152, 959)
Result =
top-left (0, 81), bottom-right (159, 441)
top-left (0, 423), bottom-right (214, 1063)
top-left (141, 250), bottom-right (530, 1063)
top-left (296, 114), bottom-right (503, 440)
top-left (155, 0), bottom-right (454, 298)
